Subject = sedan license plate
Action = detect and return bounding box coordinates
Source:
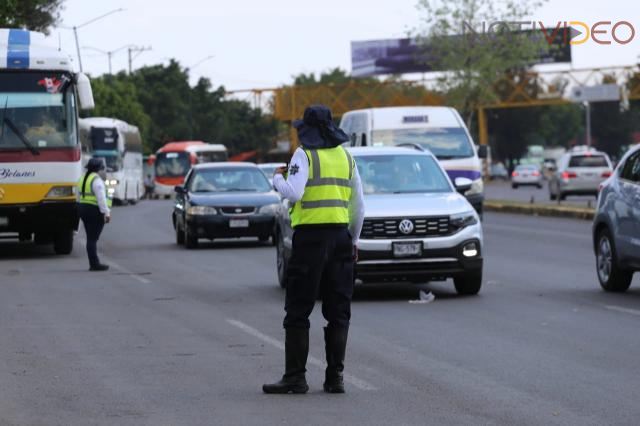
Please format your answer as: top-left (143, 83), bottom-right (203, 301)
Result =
top-left (393, 241), bottom-right (422, 258)
top-left (0, 217), bottom-right (7, 227)
top-left (229, 219), bottom-right (249, 228)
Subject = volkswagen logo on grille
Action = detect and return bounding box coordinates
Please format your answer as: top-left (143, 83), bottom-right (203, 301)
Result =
top-left (235, 208), bottom-right (242, 213)
top-left (398, 219), bottom-right (414, 235)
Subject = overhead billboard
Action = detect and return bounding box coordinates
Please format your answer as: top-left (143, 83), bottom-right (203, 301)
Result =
top-left (351, 31), bottom-right (572, 77)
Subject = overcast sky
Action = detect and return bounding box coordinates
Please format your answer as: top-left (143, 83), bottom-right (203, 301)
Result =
top-left (51, 0), bottom-right (639, 90)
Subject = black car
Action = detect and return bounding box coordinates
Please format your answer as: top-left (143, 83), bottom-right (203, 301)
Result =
top-left (172, 162), bottom-right (281, 248)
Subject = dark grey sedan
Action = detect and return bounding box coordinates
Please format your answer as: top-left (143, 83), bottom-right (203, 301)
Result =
top-left (593, 144), bottom-right (640, 291)
top-left (172, 163), bottom-right (281, 248)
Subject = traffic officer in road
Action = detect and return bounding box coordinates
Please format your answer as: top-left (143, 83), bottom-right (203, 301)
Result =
top-left (263, 105), bottom-right (365, 394)
top-left (78, 158), bottom-right (112, 271)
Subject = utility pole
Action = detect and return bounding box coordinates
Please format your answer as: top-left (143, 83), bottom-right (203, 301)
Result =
top-left (61, 8), bottom-right (125, 73)
top-left (83, 45), bottom-right (130, 75)
top-left (128, 46), bottom-right (152, 74)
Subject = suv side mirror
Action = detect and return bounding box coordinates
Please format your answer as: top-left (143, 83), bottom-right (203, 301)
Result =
top-left (75, 73), bottom-right (95, 110)
top-left (477, 145), bottom-right (488, 159)
top-left (454, 177), bottom-right (473, 194)
top-left (174, 185), bottom-right (185, 194)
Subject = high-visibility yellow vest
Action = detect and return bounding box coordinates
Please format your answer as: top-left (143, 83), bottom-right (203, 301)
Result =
top-left (290, 146), bottom-right (354, 227)
top-left (77, 173), bottom-right (112, 208)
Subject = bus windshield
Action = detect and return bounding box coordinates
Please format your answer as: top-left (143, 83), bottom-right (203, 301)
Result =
top-left (93, 151), bottom-right (122, 172)
top-left (371, 127), bottom-right (474, 159)
top-left (0, 72), bottom-right (77, 151)
top-left (156, 152), bottom-right (191, 177)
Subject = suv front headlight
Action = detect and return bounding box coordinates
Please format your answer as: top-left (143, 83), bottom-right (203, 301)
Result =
top-left (450, 210), bottom-right (478, 230)
top-left (259, 203), bottom-right (279, 215)
top-left (465, 178), bottom-right (484, 196)
top-left (187, 206), bottom-right (218, 216)
top-left (46, 186), bottom-right (77, 198)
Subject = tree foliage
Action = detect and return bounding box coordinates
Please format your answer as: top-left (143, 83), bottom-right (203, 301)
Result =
top-left (0, 0), bottom-right (64, 34)
top-left (84, 60), bottom-right (278, 155)
top-left (416, 0), bottom-right (548, 125)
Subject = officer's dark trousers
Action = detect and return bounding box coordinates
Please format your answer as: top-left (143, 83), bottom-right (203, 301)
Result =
top-left (79, 204), bottom-right (105, 268)
top-left (284, 226), bottom-right (354, 329)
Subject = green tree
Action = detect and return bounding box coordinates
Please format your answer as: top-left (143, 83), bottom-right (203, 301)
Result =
top-left (84, 74), bottom-right (152, 152)
top-left (0, 0), bottom-right (64, 34)
top-left (415, 0), bottom-right (548, 126)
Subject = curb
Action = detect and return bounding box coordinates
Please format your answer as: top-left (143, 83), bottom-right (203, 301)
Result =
top-left (484, 200), bottom-right (595, 220)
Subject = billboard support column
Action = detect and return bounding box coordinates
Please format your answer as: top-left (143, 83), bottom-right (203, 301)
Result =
top-left (478, 107), bottom-right (488, 146)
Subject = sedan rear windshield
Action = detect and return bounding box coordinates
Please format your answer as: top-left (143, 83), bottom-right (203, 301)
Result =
top-left (568, 155), bottom-right (609, 168)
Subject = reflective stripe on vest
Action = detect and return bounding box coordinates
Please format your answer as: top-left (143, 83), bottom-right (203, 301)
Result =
top-left (77, 173), bottom-right (112, 208)
top-left (290, 146), bottom-right (354, 227)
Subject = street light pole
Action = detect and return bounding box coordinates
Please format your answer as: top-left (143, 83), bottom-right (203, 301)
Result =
top-left (61, 8), bottom-right (125, 73)
top-left (72, 27), bottom-right (82, 72)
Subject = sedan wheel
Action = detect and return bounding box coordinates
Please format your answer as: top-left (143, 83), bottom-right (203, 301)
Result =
top-left (596, 229), bottom-right (632, 292)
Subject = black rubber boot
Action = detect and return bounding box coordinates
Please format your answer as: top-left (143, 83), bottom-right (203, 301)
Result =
top-left (262, 328), bottom-right (309, 394)
top-left (323, 326), bottom-right (348, 393)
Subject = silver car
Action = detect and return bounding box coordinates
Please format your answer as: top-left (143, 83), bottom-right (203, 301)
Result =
top-left (511, 164), bottom-right (543, 189)
top-left (593, 144), bottom-right (640, 292)
top-left (274, 147), bottom-right (484, 295)
top-left (549, 147), bottom-right (613, 200)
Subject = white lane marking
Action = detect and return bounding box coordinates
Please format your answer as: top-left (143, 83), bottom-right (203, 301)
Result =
top-left (226, 319), bottom-right (377, 391)
top-left (604, 305), bottom-right (640, 317)
top-left (77, 236), bottom-right (151, 284)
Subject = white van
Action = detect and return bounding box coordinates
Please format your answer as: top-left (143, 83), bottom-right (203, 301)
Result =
top-left (340, 106), bottom-right (486, 214)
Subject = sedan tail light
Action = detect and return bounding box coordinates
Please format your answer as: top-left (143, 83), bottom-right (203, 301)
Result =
top-left (561, 171), bottom-right (577, 179)
top-left (532, 171), bottom-right (540, 177)
top-left (601, 171), bottom-right (612, 178)
top-left (512, 171), bottom-right (519, 177)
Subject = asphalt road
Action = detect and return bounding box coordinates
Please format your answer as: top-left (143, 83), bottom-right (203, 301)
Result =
top-left (1, 201), bottom-right (639, 426)
top-left (485, 180), bottom-right (597, 208)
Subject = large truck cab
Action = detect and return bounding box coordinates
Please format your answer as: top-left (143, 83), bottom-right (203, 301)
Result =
top-left (0, 29), bottom-right (94, 254)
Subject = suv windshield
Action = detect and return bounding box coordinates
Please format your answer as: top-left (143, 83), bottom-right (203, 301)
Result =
top-left (189, 168), bottom-right (272, 193)
top-left (0, 72), bottom-right (76, 150)
top-left (156, 152), bottom-right (191, 177)
top-left (569, 155), bottom-right (609, 168)
top-left (355, 154), bottom-right (452, 194)
top-left (371, 128), bottom-right (474, 159)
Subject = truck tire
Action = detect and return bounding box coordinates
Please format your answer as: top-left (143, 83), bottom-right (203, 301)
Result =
top-left (454, 271), bottom-right (482, 295)
top-left (596, 228), bottom-right (632, 292)
top-left (53, 230), bottom-right (74, 255)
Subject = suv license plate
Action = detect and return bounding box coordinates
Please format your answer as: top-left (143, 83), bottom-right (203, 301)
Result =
top-left (0, 217), bottom-right (7, 226)
top-left (229, 219), bottom-right (249, 228)
top-left (393, 242), bottom-right (422, 258)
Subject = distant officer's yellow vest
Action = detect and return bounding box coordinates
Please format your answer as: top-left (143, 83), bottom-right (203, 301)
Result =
top-left (290, 146), bottom-right (354, 228)
top-left (77, 173), bottom-right (112, 208)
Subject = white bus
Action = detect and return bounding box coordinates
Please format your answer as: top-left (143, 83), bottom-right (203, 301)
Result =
top-left (0, 28), bottom-right (95, 254)
top-left (80, 117), bottom-right (144, 204)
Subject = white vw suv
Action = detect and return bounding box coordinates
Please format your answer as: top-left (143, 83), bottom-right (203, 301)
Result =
top-left (275, 147), bottom-right (484, 295)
